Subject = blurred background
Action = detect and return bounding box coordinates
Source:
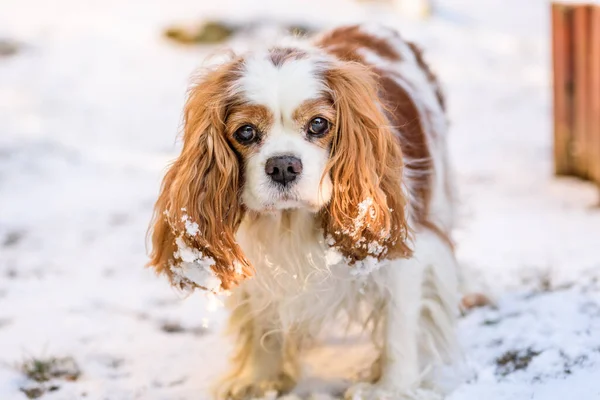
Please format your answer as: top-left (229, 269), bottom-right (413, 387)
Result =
top-left (1, 0), bottom-right (600, 399)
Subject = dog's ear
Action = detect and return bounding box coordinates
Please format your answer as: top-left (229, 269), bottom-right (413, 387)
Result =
top-left (147, 60), bottom-right (253, 292)
top-left (320, 61), bottom-right (413, 263)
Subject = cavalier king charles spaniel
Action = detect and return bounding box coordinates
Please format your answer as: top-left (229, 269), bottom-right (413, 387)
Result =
top-left (148, 24), bottom-right (460, 400)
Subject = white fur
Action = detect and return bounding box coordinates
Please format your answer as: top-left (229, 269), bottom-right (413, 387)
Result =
top-left (217, 26), bottom-right (460, 400)
top-left (237, 211), bottom-right (383, 331)
top-left (238, 54), bottom-right (323, 117)
top-left (226, 216), bottom-right (460, 399)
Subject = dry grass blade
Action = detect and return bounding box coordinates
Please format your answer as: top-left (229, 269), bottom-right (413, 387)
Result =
top-left (20, 356), bottom-right (81, 383)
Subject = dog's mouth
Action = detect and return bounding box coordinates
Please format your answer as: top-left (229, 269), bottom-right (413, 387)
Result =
top-left (270, 186), bottom-right (300, 204)
top-left (244, 183), bottom-right (324, 214)
top-left (279, 192), bottom-right (297, 202)
top-left (261, 196), bottom-right (320, 213)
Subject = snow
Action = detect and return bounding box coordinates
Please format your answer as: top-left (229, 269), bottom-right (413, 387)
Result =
top-left (330, 196), bottom-right (390, 262)
top-left (172, 236), bottom-right (222, 293)
top-left (344, 197), bottom-right (377, 238)
top-left (174, 262), bottom-right (222, 293)
top-left (165, 211), bottom-right (221, 293)
top-left (174, 237), bottom-right (205, 264)
top-left (1, 0), bottom-right (600, 399)
top-left (348, 256), bottom-right (382, 277)
top-left (181, 213), bottom-right (200, 238)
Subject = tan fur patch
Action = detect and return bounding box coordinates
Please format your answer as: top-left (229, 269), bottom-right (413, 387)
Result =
top-left (407, 42), bottom-right (446, 111)
top-left (317, 25), bottom-right (401, 63)
top-left (376, 71), bottom-right (433, 223)
top-left (268, 47), bottom-right (307, 67)
top-left (319, 62), bottom-right (413, 262)
top-left (226, 104), bottom-right (274, 156)
top-left (292, 98), bottom-right (337, 149)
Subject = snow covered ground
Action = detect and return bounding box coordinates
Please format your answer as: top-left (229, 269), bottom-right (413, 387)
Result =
top-left (1, 0), bottom-right (600, 399)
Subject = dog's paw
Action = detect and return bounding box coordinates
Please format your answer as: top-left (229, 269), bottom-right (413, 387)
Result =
top-left (344, 383), bottom-right (443, 400)
top-left (216, 372), bottom-right (296, 400)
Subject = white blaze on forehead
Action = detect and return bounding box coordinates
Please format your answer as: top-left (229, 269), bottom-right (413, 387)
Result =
top-left (237, 54), bottom-right (324, 117)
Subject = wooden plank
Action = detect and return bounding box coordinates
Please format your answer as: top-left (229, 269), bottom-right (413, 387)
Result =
top-left (552, 3), bottom-right (575, 176)
top-left (590, 5), bottom-right (600, 187)
top-left (572, 5), bottom-right (591, 179)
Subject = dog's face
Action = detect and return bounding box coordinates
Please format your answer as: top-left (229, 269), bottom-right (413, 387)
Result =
top-left (229, 55), bottom-right (334, 212)
top-left (148, 47), bottom-right (411, 291)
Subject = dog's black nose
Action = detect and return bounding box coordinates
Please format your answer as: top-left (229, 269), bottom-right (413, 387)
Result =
top-left (265, 155), bottom-right (303, 186)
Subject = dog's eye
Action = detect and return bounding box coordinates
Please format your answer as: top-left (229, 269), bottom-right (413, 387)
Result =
top-left (307, 117), bottom-right (330, 137)
top-left (234, 125), bottom-right (257, 144)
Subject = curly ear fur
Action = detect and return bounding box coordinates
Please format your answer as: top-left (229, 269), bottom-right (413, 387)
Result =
top-left (321, 62), bottom-right (413, 262)
top-left (147, 59), bottom-right (253, 291)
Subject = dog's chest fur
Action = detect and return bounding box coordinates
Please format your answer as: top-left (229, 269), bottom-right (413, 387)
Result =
top-left (236, 210), bottom-right (389, 332)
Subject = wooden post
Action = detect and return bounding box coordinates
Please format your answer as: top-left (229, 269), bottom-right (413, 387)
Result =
top-left (573, 5), bottom-right (590, 179)
top-left (552, 2), bottom-right (600, 195)
top-left (552, 3), bottom-right (574, 175)
top-left (591, 7), bottom-right (600, 187)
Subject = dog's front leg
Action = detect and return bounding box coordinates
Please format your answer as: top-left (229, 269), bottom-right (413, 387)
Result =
top-left (347, 260), bottom-right (425, 400)
top-left (215, 291), bottom-right (299, 400)
top-left (347, 231), bottom-right (458, 400)
top-left (380, 259), bottom-right (424, 390)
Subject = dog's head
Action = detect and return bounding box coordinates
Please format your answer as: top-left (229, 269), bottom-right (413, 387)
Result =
top-left (148, 47), bottom-right (411, 292)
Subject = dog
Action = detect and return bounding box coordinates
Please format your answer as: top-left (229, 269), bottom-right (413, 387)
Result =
top-left (148, 24), bottom-right (460, 400)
